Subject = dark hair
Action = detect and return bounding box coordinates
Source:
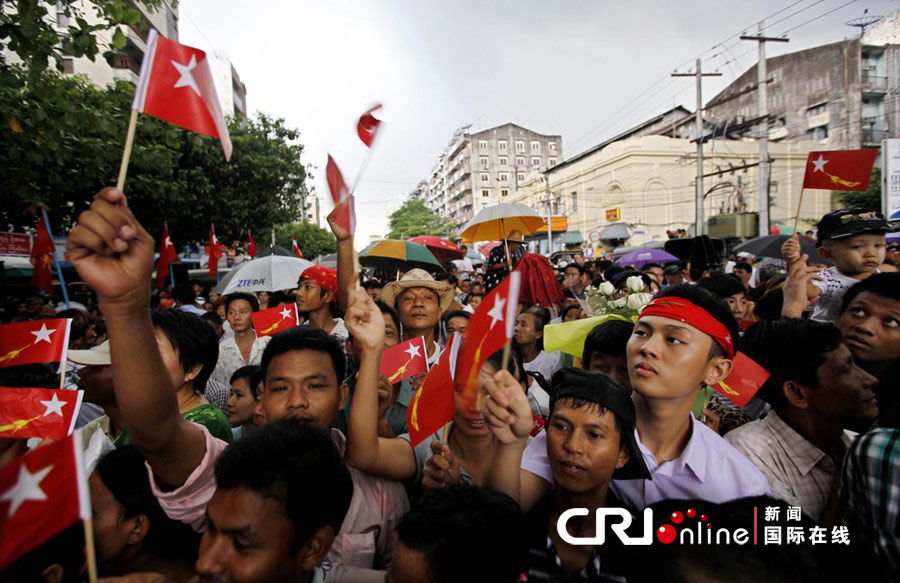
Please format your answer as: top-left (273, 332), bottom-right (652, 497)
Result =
top-left (96, 446), bottom-right (200, 561)
top-left (362, 280), bottom-right (384, 291)
top-left (230, 364), bottom-right (261, 398)
top-left (171, 286), bottom-right (196, 305)
top-left (443, 310), bottom-right (471, 324)
top-left (734, 261), bottom-right (753, 273)
top-left (0, 363), bottom-right (59, 388)
top-left (641, 262), bottom-right (663, 272)
top-left (697, 272), bottom-right (746, 300)
top-left (151, 309), bottom-right (219, 391)
top-left (564, 263), bottom-right (585, 275)
top-left (375, 299), bottom-right (401, 331)
top-left (225, 292), bottom-right (259, 313)
top-left (582, 320), bottom-right (634, 364)
top-left (740, 319), bottom-right (842, 413)
top-left (200, 311), bottom-right (222, 326)
top-left (522, 305), bottom-right (550, 351)
top-left (654, 284), bottom-right (741, 359)
top-left (840, 272), bottom-right (900, 314)
top-left (485, 346), bottom-right (524, 386)
top-left (56, 308), bottom-right (95, 344)
top-left (214, 421), bottom-right (353, 553)
top-left (560, 304), bottom-right (582, 322)
top-left (464, 292), bottom-right (485, 305)
top-left (261, 326), bottom-right (346, 383)
top-left (270, 292), bottom-right (296, 307)
top-left (397, 486), bottom-right (527, 583)
top-left (754, 289), bottom-right (784, 321)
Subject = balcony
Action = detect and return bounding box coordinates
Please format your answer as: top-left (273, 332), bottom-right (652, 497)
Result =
top-left (862, 128), bottom-right (886, 146)
top-left (861, 70), bottom-right (887, 94)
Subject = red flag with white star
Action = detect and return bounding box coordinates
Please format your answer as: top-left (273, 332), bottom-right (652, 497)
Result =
top-left (326, 155), bottom-right (357, 235)
top-left (30, 215), bottom-right (54, 292)
top-left (715, 352), bottom-right (770, 408)
top-left (292, 233), bottom-right (304, 258)
top-left (456, 272), bottom-right (522, 409)
top-left (132, 29), bottom-right (232, 160)
top-left (380, 336), bottom-right (429, 385)
top-left (0, 319), bottom-right (71, 371)
top-left (208, 225), bottom-right (222, 279)
top-left (247, 230), bottom-right (258, 258)
top-left (251, 304), bottom-right (300, 337)
top-left (802, 150), bottom-right (879, 192)
top-left (357, 104), bottom-right (382, 147)
top-left (0, 432), bottom-right (90, 570)
top-left (0, 387), bottom-right (83, 439)
top-left (155, 228), bottom-right (177, 288)
top-left (407, 333), bottom-right (460, 448)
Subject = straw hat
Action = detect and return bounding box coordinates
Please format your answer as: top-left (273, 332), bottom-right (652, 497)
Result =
top-left (68, 340), bottom-right (111, 366)
top-left (381, 268), bottom-right (453, 311)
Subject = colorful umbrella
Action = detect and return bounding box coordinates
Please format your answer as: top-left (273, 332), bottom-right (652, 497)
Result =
top-left (359, 239), bottom-right (444, 274)
top-left (409, 236), bottom-right (465, 264)
top-left (459, 203), bottom-right (544, 244)
top-left (213, 255), bottom-right (314, 294)
top-left (614, 249), bottom-right (679, 268)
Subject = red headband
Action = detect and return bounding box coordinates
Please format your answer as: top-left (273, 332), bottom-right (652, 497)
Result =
top-left (300, 265), bottom-right (339, 302)
top-left (640, 297), bottom-right (734, 358)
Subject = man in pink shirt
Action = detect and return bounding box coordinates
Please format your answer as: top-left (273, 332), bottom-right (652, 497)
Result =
top-left (67, 188), bottom-right (408, 582)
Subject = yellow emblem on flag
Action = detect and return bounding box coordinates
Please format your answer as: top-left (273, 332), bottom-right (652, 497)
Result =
top-left (718, 380), bottom-right (739, 396)
top-left (0, 344), bottom-right (30, 365)
top-left (0, 415), bottom-right (41, 434)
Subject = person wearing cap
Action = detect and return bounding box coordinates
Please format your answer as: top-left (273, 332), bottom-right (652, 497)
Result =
top-left (211, 292), bottom-right (271, 387)
top-left (485, 230), bottom-right (526, 293)
top-left (482, 367), bottom-right (648, 580)
top-left (662, 263), bottom-right (684, 287)
top-left (297, 264), bottom-right (348, 342)
top-left (783, 207), bottom-right (889, 323)
top-left (381, 268), bottom-right (452, 362)
top-left (489, 284), bottom-right (770, 512)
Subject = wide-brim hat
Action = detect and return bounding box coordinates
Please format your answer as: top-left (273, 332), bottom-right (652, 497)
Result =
top-left (549, 367), bottom-right (651, 481)
top-left (68, 340), bottom-right (111, 366)
top-left (381, 268), bottom-right (454, 311)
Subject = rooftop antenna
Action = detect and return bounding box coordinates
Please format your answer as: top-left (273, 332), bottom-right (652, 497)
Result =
top-left (845, 9), bottom-right (882, 36)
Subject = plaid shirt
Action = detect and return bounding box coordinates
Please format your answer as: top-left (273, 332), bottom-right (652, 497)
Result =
top-left (841, 428), bottom-right (900, 577)
top-left (725, 410), bottom-right (851, 523)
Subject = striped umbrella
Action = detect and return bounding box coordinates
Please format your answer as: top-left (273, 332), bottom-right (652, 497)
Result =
top-left (359, 239), bottom-right (444, 275)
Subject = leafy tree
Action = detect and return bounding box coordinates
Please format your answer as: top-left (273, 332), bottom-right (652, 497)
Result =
top-left (0, 0), bottom-right (167, 86)
top-left (837, 167), bottom-right (881, 213)
top-left (1, 73), bottom-right (311, 245)
top-left (274, 221), bottom-right (336, 260)
top-left (386, 199), bottom-right (454, 239)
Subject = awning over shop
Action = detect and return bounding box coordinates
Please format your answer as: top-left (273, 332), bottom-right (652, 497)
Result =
top-left (563, 231), bottom-right (584, 245)
top-left (600, 223), bottom-right (630, 240)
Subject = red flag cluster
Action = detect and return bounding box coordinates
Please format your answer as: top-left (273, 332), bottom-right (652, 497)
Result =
top-left (0, 433), bottom-right (90, 570)
top-left (251, 304), bottom-right (300, 337)
top-left (405, 272), bottom-right (522, 447)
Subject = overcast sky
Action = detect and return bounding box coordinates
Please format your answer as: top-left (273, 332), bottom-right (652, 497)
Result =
top-left (179, 0), bottom-right (899, 247)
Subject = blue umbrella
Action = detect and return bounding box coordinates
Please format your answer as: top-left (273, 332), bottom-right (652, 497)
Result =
top-left (614, 249), bottom-right (679, 268)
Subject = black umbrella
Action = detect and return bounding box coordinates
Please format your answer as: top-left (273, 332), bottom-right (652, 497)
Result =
top-left (734, 235), bottom-right (829, 263)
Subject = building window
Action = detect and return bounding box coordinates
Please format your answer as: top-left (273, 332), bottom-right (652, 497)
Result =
top-left (499, 172), bottom-right (509, 182)
top-left (482, 189), bottom-right (490, 198)
top-left (516, 156), bottom-right (525, 167)
top-left (571, 193), bottom-right (578, 212)
top-left (549, 157), bottom-right (557, 167)
top-left (531, 141), bottom-right (540, 152)
top-left (480, 156), bottom-right (489, 169)
top-left (548, 142), bottom-right (558, 151)
top-left (807, 103), bottom-right (827, 117)
top-left (515, 141), bottom-right (525, 153)
top-left (480, 173), bottom-right (490, 182)
top-left (498, 140), bottom-right (507, 151)
top-left (807, 126), bottom-right (829, 140)
top-left (501, 189), bottom-right (509, 197)
top-left (62, 57), bottom-right (74, 74)
top-left (517, 172), bottom-right (525, 182)
top-left (478, 140), bottom-right (488, 150)
top-left (531, 157), bottom-right (541, 168)
top-left (499, 156), bottom-right (508, 166)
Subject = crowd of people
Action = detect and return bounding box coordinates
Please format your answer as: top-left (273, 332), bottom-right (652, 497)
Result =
top-left (1, 190), bottom-right (898, 582)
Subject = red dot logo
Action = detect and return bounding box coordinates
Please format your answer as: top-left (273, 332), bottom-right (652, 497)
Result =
top-left (707, 523), bottom-right (712, 528)
top-left (700, 514), bottom-right (708, 522)
top-left (686, 508), bottom-right (696, 518)
top-left (671, 511), bottom-right (684, 524)
top-left (657, 524), bottom-right (677, 544)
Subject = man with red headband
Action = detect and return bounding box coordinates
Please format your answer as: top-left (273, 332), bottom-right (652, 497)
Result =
top-left (297, 265), bottom-right (348, 342)
top-left (487, 284), bottom-right (770, 511)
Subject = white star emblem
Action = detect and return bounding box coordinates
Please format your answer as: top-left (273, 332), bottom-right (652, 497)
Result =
top-left (30, 324), bottom-right (56, 344)
top-left (40, 393), bottom-right (67, 418)
top-left (172, 54), bottom-right (201, 97)
top-left (279, 307), bottom-right (292, 320)
top-left (164, 236), bottom-right (173, 248)
top-left (811, 155), bottom-right (829, 173)
top-left (404, 344), bottom-right (421, 360)
top-left (211, 234), bottom-right (218, 245)
top-left (1, 463), bottom-right (53, 517)
top-left (486, 296), bottom-right (507, 330)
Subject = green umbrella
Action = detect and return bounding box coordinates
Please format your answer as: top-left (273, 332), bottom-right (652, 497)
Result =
top-left (359, 239), bottom-right (444, 274)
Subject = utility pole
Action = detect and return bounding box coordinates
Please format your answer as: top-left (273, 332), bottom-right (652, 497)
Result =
top-left (673, 59), bottom-right (721, 236)
top-left (741, 22), bottom-right (789, 237)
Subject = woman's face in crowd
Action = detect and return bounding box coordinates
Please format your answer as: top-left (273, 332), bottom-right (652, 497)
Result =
top-left (227, 377), bottom-right (256, 426)
top-left (452, 362), bottom-right (497, 439)
top-left (564, 308), bottom-right (584, 322)
top-left (514, 313), bottom-right (540, 347)
top-left (546, 399), bottom-right (628, 494)
top-left (227, 299), bottom-right (254, 333)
